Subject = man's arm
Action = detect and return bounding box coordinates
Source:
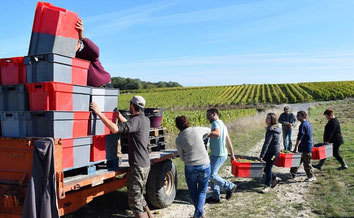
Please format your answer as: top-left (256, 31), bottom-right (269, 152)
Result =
top-left (226, 133), bottom-right (235, 161)
top-left (278, 113), bottom-right (285, 124)
top-left (117, 112), bottom-right (127, 123)
top-left (209, 127), bottom-right (220, 138)
top-left (91, 102), bottom-right (118, 133)
top-left (293, 139), bottom-right (300, 152)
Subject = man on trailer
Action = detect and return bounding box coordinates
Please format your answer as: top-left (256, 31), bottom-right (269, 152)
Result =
top-left (90, 96), bottom-right (153, 218)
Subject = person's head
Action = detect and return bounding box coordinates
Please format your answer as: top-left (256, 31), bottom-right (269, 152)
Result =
top-left (175, 116), bottom-right (190, 131)
top-left (129, 96), bottom-right (145, 114)
top-left (206, 108), bottom-right (219, 123)
top-left (297, 111), bottom-right (307, 122)
top-left (324, 109), bottom-right (335, 120)
top-left (266, 113), bottom-right (278, 126)
top-left (284, 106), bottom-right (290, 114)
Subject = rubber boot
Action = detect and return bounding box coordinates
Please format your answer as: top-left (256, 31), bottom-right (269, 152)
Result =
top-left (312, 159), bottom-right (325, 170)
top-left (144, 206), bottom-right (154, 218)
top-left (338, 159), bottom-right (349, 170)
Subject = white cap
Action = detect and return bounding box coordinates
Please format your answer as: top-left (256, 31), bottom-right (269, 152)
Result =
top-left (130, 96), bottom-right (146, 108)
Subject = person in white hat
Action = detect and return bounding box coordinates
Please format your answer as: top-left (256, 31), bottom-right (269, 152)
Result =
top-left (91, 96), bottom-right (153, 218)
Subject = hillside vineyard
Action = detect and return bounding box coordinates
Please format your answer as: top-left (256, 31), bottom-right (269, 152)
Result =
top-left (119, 81), bottom-right (354, 109)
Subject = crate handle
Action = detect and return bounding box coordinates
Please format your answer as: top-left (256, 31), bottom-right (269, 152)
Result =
top-left (33, 55), bottom-right (46, 62)
top-left (5, 59), bottom-right (13, 63)
top-left (35, 85), bottom-right (43, 89)
top-left (34, 112), bottom-right (46, 117)
top-left (5, 113), bottom-right (13, 118)
top-left (5, 86), bottom-right (16, 91)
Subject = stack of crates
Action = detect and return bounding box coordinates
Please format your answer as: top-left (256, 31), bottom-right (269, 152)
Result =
top-left (0, 2), bottom-right (120, 173)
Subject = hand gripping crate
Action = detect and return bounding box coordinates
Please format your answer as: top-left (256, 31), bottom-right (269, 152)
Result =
top-left (90, 88), bottom-right (119, 112)
top-left (89, 112), bottom-right (118, 135)
top-left (0, 57), bottom-right (27, 85)
top-left (312, 143), bottom-right (333, 160)
top-left (28, 2), bottom-right (79, 57)
top-left (26, 82), bottom-right (90, 111)
top-left (0, 85), bottom-right (29, 111)
top-left (231, 156), bottom-right (266, 178)
top-left (24, 53), bottom-right (89, 86)
top-left (274, 152), bottom-right (302, 168)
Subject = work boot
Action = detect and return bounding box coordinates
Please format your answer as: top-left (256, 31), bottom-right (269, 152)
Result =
top-left (226, 185), bottom-right (237, 200)
top-left (312, 159), bottom-right (325, 170)
top-left (144, 206), bottom-right (154, 218)
top-left (338, 159), bottom-right (349, 170)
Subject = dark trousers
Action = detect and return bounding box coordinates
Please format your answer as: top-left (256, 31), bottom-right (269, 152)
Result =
top-left (290, 152), bottom-right (313, 178)
top-left (263, 152), bottom-right (279, 187)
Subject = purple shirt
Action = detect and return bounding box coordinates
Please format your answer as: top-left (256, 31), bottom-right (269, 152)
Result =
top-left (76, 38), bottom-right (111, 87)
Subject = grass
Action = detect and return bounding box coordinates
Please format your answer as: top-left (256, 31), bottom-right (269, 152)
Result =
top-left (307, 99), bottom-right (354, 217)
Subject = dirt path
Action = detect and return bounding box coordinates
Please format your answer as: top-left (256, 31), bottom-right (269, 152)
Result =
top-left (154, 103), bottom-right (318, 218)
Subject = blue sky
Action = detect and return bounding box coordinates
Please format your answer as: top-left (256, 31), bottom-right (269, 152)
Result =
top-left (1, 0), bottom-right (354, 86)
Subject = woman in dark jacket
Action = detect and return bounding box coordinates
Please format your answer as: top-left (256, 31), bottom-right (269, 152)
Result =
top-left (313, 109), bottom-right (348, 170)
top-left (259, 113), bottom-right (281, 193)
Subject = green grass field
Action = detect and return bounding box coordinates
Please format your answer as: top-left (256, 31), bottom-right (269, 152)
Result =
top-left (308, 99), bottom-right (354, 217)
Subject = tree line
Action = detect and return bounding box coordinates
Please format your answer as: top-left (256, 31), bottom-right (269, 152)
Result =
top-left (111, 77), bottom-right (182, 90)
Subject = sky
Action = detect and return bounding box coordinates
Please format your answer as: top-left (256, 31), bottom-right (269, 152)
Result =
top-left (1, 0), bottom-right (354, 86)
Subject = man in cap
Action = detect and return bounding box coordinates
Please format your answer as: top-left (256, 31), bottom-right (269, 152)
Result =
top-left (278, 106), bottom-right (296, 151)
top-left (90, 96), bottom-right (152, 218)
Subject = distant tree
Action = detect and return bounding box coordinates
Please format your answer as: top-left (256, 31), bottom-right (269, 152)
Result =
top-left (111, 76), bottom-right (182, 90)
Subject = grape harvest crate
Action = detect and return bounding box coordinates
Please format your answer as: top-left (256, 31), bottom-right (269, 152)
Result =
top-left (274, 151), bottom-right (302, 168)
top-left (231, 156), bottom-right (265, 178)
top-left (312, 143), bottom-right (333, 160)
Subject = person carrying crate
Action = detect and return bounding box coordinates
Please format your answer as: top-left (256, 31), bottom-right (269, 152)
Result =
top-left (290, 111), bottom-right (316, 182)
top-left (205, 108), bottom-right (237, 203)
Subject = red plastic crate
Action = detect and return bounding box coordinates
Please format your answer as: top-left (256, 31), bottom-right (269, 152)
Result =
top-left (90, 134), bottom-right (119, 162)
top-left (31, 2), bottom-right (78, 38)
top-left (312, 144), bottom-right (333, 160)
top-left (91, 135), bottom-right (106, 162)
top-left (25, 54), bottom-right (89, 86)
top-left (62, 138), bottom-right (74, 169)
top-left (274, 152), bottom-right (301, 168)
top-left (71, 58), bottom-right (89, 86)
top-left (26, 82), bottom-right (90, 111)
top-left (0, 57), bottom-right (26, 85)
top-left (26, 82), bottom-right (73, 111)
top-left (231, 157), bottom-right (265, 178)
top-left (61, 137), bottom-right (92, 170)
top-left (73, 112), bottom-right (91, 138)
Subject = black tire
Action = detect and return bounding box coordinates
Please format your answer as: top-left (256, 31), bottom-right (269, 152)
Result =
top-left (146, 159), bottom-right (177, 208)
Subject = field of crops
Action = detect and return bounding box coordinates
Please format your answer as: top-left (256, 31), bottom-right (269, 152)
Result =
top-left (118, 81), bottom-right (354, 109)
top-left (162, 108), bottom-right (256, 131)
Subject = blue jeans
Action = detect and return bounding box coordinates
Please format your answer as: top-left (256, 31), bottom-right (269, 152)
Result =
top-left (209, 155), bottom-right (235, 200)
top-left (185, 164), bottom-right (211, 218)
top-left (282, 128), bottom-right (293, 151)
top-left (263, 152), bottom-right (279, 187)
